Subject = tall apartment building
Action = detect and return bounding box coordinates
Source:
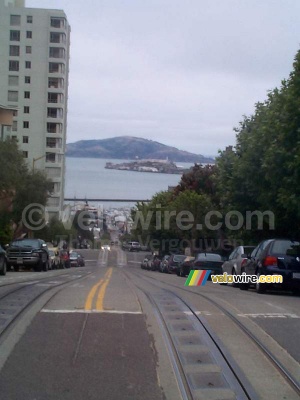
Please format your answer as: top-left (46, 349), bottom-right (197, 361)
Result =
top-left (0, 0), bottom-right (70, 219)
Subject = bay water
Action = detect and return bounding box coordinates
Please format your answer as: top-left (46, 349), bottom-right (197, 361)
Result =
top-left (65, 157), bottom-right (192, 208)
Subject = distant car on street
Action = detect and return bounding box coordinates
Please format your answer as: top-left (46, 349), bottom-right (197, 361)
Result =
top-left (221, 245), bottom-right (255, 286)
top-left (48, 248), bottom-right (60, 270)
top-left (166, 254), bottom-right (187, 274)
top-left (128, 242), bottom-right (141, 252)
top-left (59, 249), bottom-right (70, 269)
top-left (177, 256), bottom-right (195, 277)
top-left (159, 255), bottom-right (170, 273)
top-left (69, 251), bottom-right (85, 267)
top-left (192, 253), bottom-right (224, 275)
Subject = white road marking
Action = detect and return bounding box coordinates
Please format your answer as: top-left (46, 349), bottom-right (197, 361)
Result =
top-left (238, 313), bottom-right (300, 319)
top-left (183, 310), bottom-right (212, 316)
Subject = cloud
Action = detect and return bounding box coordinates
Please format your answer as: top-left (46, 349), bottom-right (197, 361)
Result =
top-left (27, 0), bottom-right (300, 155)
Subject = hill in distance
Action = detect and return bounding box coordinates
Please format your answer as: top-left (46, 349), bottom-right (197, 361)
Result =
top-left (66, 136), bottom-right (214, 163)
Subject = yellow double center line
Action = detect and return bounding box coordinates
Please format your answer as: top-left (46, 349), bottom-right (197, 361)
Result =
top-left (85, 268), bottom-right (113, 311)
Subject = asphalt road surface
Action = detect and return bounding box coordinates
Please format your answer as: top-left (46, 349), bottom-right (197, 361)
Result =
top-left (0, 247), bottom-right (299, 400)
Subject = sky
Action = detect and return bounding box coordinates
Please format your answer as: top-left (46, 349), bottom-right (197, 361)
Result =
top-left (26, 0), bottom-right (300, 156)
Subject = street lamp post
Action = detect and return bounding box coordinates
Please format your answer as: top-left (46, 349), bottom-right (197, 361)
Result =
top-left (32, 154), bottom-right (46, 171)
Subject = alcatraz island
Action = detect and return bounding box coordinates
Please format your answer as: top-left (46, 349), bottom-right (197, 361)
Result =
top-left (105, 159), bottom-right (189, 174)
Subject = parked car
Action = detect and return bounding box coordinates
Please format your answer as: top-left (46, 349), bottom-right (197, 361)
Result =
top-left (69, 251), bottom-right (85, 267)
top-left (147, 254), bottom-right (161, 271)
top-left (6, 238), bottom-right (49, 272)
top-left (240, 239), bottom-right (300, 294)
top-left (159, 255), bottom-right (170, 273)
top-left (0, 245), bottom-right (7, 276)
top-left (177, 256), bottom-right (195, 277)
top-left (221, 245), bottom-right (255, 286)
top-left (141, 255), bottom-right (151, 269)
top-left (48, 248), bottom-right (60, 270)
top-left (192, 253), bottom-right (224, 275)
top-left (128, 241), bottom-right (141, 252)
top-left (166, 254), bottom-right (187, 274)
top-left (59, 249), bottom-right (70, 269)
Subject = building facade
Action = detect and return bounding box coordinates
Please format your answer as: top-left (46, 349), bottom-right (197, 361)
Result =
top-left (0, 0), bottom-right (70, 219)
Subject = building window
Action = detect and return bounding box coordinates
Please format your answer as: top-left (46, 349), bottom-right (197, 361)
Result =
top-left (23, 136), bottom-right (29, 144)
top-left (24, 106), bottom-right (30, 114)
top-left (24, 91), bottom-right (30, 99)
top-left (9, 45), bottom-right (20, 56)
top-left (12, 121), bottom-right (18, 131)
top-left (8, 91), bottom-right (18, 102)
top-left (48, 93), bottom-right (59, 103)
top-left (12, 110), bottom-right (18, 117)
top-left (9, 60), bottom-right (19, 71)
top-left (11, 135), bottom-right (17, 141)
top-left (50, 17), bottom-right (65, 28)
top-left (26, 46), bottom-right (32, 54)
top-left (25, 61), bottom-right (31, 69)
top-left (23, 121), bottom-right (29, 128)
top-left (49, 47), bottom-right (65, 59)
top-left (24, 76), bottom-right (31, 84)
top-left (10, 30), bottom-right (20, 41)
top-left (23, 151), bottom-right (28, 158)
top-left (10, 15), bottom-right (21, 26)
top-left (48, 77), bottom-right (64, 89)
top-left (46, 138), bottom-right (57, 148)
top-left (27, 15), bottom-right (33, 23)
top-left (47, 122), bottom-right (62, 133)
top-left (46, 152), bottom-right (56, 163)
top-left (47, 108), bottom-right (63, 118)
top-left (26, 31), bottom-right (32, 39)
top-left (8, 75), bottom-right (19, 86)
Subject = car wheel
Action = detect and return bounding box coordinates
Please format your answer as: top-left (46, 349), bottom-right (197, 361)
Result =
top-left (0, 257), bottom-right (7, 276)
top-left (231, 268), bottom-right (238, 287)
top-left (256, 272), bottom-right (267, 294)
top-left (43, 260), bottom-right (49, 272)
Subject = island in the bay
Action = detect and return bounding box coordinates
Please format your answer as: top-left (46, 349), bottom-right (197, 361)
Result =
top-left (105, 159), bottom-right (189, 174)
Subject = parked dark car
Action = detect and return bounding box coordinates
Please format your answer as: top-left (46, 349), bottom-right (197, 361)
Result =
top-left (192, 253), bottom-right (224, 275)
top-left (240, 239), bottom-right (300, 294)
top-left (166, 254), bottom-right (187, 274)
top-left (6, 238), bottom-right (49, 272)
top-left (177, 256), bottom-right (195, 277)
top-left (0, 245), bottom-right (7, 276)
top-left (148, 255), bottom-right (162, 271)
top-left (69, 251), bottom-right (85, 267)
top-left (221, 245), bottom-right (255, 286)
top-left (159, 255), bottom-right (170, 273)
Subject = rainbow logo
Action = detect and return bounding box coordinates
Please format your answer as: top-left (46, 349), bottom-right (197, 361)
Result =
top-left (185, 270), bottom-right (211, 286)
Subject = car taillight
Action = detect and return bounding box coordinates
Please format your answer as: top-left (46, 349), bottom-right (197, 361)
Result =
top-left (241, 258), bottom-right (247, 267)
top-left (263, 256), bottom-right (278, 267)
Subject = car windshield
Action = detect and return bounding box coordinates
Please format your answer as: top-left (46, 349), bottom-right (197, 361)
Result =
top-left (196, 253), bottom-right (222, 261)
top-left (10, 239), bottom-right (40, 248)
top-left (272, 240), bottom-right (300, 256)
top-left (173, 255), bottom-right (186, 262)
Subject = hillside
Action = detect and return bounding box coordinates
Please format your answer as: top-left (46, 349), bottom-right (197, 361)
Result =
top-left (66, 136), bottom-right (214, 163)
